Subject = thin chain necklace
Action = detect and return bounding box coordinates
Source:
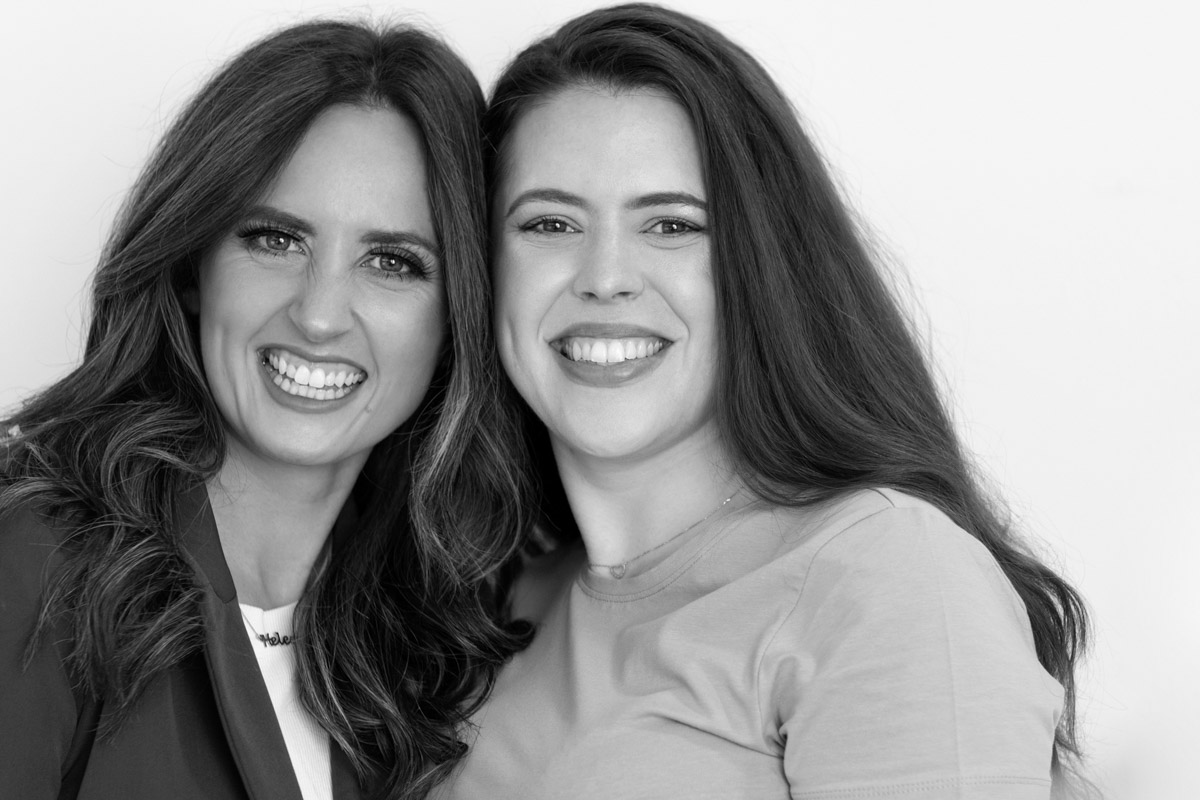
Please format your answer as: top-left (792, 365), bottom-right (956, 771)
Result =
top-left (240, 607), bottom-right (295, 648)
top-left (589, 491), bottom-right (740, 580)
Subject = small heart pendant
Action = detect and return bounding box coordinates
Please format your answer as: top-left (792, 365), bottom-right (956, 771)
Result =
top-left (609, 563), bottom-right (628, 579)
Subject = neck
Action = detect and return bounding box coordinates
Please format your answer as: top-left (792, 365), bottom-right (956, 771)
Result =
top-left (553, 425), bottom-right (743, 571)
top-left (208, 439), bottom-right (366, 608)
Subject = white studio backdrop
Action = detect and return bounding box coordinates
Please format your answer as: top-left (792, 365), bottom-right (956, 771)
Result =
top-left (2, 1), bottom-right (1196, 797)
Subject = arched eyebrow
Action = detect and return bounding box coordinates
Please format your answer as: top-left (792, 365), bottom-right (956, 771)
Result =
top-left (239, 204), bottom-right (440, 258)
top-left (240, 205), bottom-right (314, 236)
top-left (504, 189), bottom-right (707, 218)
top-left (362, 229), bottom-right (441, 260)
top-left (626, 192), bottom-right (707, 211)
top-left (504, 189), bottom-right (586, 218)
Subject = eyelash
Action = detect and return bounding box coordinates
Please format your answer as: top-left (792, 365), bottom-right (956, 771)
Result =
top-left (519, 216), bottom-right (577, 235)
top-left (648, 217), bottom-right (703, 236)
top-left (234, 223), bottom-right (433, 280)
top-left (517, 216), bottom-right (704, 236)
top-left (237, 224), bottom-right (304, 258)
top-left (365, 249), bottom-right (432, 280)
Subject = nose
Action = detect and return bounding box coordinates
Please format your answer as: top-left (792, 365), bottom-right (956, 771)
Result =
top-left (572, 231), bottom-right (643, 302)
top-left (287, 260), bottom-right (355, 343)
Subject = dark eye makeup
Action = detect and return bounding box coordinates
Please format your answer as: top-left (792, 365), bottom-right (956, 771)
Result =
top-left (236, 220), bottom-right (305, 258)
top-left (233, 218), bottom-right (435, 281)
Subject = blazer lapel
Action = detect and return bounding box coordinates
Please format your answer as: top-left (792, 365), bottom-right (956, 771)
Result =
top-left (321, 495), bottom-right (368, 800)
top-left (177, 484), bottom-right (306, 800)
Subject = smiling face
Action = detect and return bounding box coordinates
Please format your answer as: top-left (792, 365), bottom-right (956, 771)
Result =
top-left (196, 104), bottom-right (446, 476)
top-left (494, 87), bottom-right (720, 464)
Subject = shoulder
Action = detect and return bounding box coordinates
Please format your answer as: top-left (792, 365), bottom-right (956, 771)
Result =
top-left (756, 489), bottom-right (1060, 708)
top-left (768, 487), bottom-right (967, 550)
top-left (0, 500), bottom-right (75, 664)
top-left (0, 499), bottom-right (76, 658)
top-left (0, 501), bottom-right (95, 798)
top-left (764, 489), bottom-right (1025, 622)
top-left (762, 491), bottom-right (1064, 792)
top-left (0, 501), bottom-right (72, 613)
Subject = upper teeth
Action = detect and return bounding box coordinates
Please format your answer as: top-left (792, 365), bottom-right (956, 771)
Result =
top-left (557, 337), bottom-right (666, 364)
top-left (263, 349), bottom-right (366, 388)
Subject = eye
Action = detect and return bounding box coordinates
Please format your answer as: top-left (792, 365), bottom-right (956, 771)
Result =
top-left (365, 250), bottom-right (432, 280)
top-left (647, 218), bottom-right (703, 236)
top-left (237, 225), bottom-right (305, 257)
top-left (521, 216), bottom-right (579, 235)
top-left (259, 233), bottom-right (296, 251)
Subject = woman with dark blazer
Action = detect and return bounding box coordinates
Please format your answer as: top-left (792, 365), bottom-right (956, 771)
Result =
top-left (0, 20), bottom-right (530, 800)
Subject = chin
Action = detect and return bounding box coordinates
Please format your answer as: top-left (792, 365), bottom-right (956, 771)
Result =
top-left (261, 445), bottom-right (346, 469)
top-left (554, 422), bottom-right (663, 462)
top-left (239, 428), bottom-right (360, 471)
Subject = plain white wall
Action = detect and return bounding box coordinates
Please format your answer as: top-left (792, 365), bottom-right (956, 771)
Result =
top-left (3, 1), bottom-right (1196, 796)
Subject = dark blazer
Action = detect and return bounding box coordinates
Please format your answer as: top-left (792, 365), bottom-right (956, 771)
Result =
top-left (0, 485), bottom-right (365, 800)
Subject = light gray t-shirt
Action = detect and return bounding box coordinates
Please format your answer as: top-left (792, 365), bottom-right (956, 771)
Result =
top-left (438, 489), bottom-right (1064, 799)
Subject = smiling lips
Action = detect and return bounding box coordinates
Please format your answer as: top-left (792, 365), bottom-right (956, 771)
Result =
top-left (555, 336), bottom-right (668, 364)
top-left (261, 347), bottom-right (366, 401)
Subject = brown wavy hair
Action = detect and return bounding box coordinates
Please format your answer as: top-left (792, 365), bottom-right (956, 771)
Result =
top-left (2, 20), bottom-right (531, 799)
top-left (485, 2), bottom-right (1089, 785)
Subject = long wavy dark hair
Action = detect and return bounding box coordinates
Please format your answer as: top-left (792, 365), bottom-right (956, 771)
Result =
top-left (485, 2), bottom-right (1089, 782)
top-left (1, 20), bottom-right (532, 799)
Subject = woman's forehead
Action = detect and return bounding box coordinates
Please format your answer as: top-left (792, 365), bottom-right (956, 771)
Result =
top-left (498, 88), bottom-right (704, 204)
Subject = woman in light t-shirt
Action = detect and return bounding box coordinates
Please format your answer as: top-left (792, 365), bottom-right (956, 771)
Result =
top-left (436, 5), bottom-right (1088, 799)
top-left (0, 21), bottom-right (529, 800)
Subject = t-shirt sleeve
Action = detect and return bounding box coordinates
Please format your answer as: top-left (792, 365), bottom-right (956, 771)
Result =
top-left (760, 502), bottom-right (1064, 800)
top-left (0, 508), bottom-right (84, 798)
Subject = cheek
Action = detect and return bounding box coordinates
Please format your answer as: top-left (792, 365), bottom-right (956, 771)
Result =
top-left (694, 292), bottom-right (719, 350)
top-left (196, 267), bottom-right (242, 368)
top-left (197, 258), bottom-right (272, 343)
top-left (193, 265), bottom-right (257, 422)
top-left (493, 268), bottom-right (553, 413)
top-left (492, 254), bottom-right (529, 354)
top-left (495, 248), bottom-right (556, 337)
top-left (676, 253), bottom-right (718, 346)
top-left (377, 294), bottom-right (448, 376)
